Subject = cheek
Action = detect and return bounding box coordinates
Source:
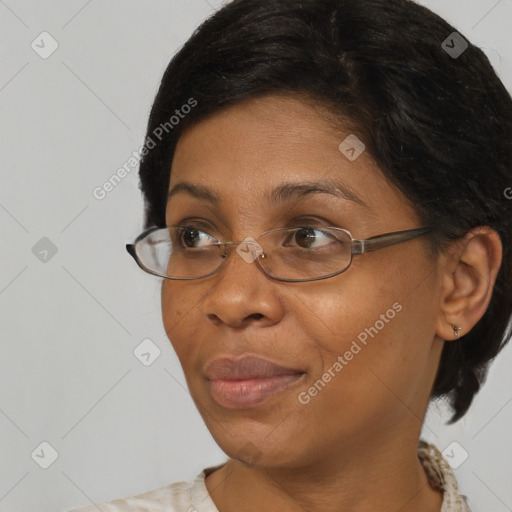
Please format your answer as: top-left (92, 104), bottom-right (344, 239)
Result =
top-left (292, 310), bottom-right (436, 447)
top-left (294, 256), bottom-right (440, 422)
top-left (301, 247), bottom-right (439, 346)
top-left (288, 259), bottom-right (406, 358)
top-left (160, 281), bottom-right (205, 367)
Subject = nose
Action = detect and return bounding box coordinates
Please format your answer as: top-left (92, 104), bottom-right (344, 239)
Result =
top-left (199, 240), bottom-right (284, 328)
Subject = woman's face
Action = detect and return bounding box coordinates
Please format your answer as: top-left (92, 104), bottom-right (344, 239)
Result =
top-left (162, 94), bottom-right (445, 468)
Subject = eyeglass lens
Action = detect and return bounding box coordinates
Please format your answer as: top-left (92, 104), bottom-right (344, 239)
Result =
top-left (135, 226), bottom-right (353, 280)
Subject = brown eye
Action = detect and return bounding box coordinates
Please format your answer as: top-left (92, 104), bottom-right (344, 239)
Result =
top-left (284, 227), bottom-right (336, 249)
top-left (178, 227), bottom-right (217, 248)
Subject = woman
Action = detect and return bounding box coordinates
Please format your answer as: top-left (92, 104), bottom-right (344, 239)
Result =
top-left (68, 0), bottom-right (512, 510)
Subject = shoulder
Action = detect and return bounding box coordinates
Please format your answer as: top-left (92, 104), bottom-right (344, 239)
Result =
top-left (65, 480), bottom-right (192, 512)
top-left (65, 464), bottom-right (224, 512)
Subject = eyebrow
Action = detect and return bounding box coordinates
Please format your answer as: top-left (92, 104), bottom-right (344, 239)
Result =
top-left (167, 179), bottom-right (368, 208)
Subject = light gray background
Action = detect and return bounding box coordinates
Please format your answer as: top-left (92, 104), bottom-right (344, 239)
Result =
top-left (1, 1), bottom-right (511, 511)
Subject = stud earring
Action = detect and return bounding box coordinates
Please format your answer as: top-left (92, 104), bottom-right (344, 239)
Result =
top-left (451, 324), bottom-right (462, 339)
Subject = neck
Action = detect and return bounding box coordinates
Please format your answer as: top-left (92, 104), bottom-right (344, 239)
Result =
top-left (205, 432), bottom-right (444, 512)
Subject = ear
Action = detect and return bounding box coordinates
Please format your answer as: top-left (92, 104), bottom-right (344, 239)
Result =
top-left (436, 227), bottom-right (502, 341)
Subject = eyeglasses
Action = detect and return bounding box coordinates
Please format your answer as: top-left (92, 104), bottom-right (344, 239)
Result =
top-left (126, 225), bottom-right (432, 282)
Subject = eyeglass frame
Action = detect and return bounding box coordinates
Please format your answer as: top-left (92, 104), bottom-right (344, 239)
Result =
top-left (126, 225), bottom-right (433, 283)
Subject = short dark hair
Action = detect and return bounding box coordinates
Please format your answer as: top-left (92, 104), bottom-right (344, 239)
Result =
top-left (137, 0), bottom-right (512, 423)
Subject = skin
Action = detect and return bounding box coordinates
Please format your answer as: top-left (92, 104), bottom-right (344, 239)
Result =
top-left (160, 94), bottom-right (502, 512)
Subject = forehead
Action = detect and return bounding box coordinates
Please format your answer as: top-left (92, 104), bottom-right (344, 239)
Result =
top-left (171, 94), bottom-right (350, 176)
top-left (167, 94), bottom-right (413, 221)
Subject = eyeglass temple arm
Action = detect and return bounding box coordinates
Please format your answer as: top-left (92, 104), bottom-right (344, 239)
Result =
top-left (352, 227), bottom-right (432, 255)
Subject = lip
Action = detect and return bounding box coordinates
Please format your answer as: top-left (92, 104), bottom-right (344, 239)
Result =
top-left (204, 355), bottom-right (303, 380)
top-left (204, 355), bottom-right (305, 409)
